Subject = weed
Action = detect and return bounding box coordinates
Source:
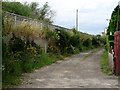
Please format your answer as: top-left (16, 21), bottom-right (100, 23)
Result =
top-left (100, 49), bottom-right (112, 75)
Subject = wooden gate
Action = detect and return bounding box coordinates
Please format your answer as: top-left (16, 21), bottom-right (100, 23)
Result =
top-left (114, 31), bottom-right (120, 75)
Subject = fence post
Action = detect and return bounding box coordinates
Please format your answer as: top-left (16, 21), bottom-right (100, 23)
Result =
top-left (14, 15), bottom-right (16, 25)
top-left (41, 23), bottom-right (43, 30)
top-left (45, 42), bottom-right (47, 53)
top-left (36, 21), bottom-right (37, 26)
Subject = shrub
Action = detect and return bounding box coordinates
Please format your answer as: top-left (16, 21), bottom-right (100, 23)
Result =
top-left (70, 34), bottom-right (81, 48)
top-left (2, 2), bottom-right (32, 17)
top-left (83, 38), bottom-right (92, 48)
top-left (9, 35), bottom-right (25, 53)
top-left (57, 29), bottom-right (71, 53)
top-left (2, 57), bottom-right (22, 87)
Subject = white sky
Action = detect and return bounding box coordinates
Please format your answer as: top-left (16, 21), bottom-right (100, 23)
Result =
top-left (13, 0), bottom-right (119, 35)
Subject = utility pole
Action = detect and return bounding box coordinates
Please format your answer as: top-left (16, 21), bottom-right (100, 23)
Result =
top-left (76, 9), bottom-right (78, 31)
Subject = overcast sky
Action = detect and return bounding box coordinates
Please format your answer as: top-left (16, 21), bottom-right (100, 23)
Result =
top-left (14, 0), bottom-right (119, 35)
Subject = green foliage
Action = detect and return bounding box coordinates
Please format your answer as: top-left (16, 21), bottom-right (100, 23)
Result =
top-left (29, 2), bottom-right (39, 18)
top-left (38, 2), bottom-right (54, 23)
top-left (83, 38), bottom-right (92, 47)
top-left (107, 5), bottom-right (120, 49)
top-left (2, 51), bottom-right (22, 87)
top-left (3, 58), bottom-right (22, 76)
top-left (2, 1), bottom-right (55, 23)
top-left (57, 29), bottom-right (71, 53)
top-left (70, 34), bottom-right (81, 48)
top-left (105, 36), bottom-right (109, 51)
top-left (2, 74), bottom-right (21, 88)
top-left (100, 49), bottom-right (112, 75)
top-left (45, 28), bottom-right (105, 54)
top-left (107, 5), bottom-right (120, 34)
top-left (2, 17), bottom-right (52, 87)
top-left (92, 37), bottom-right (99, 47)
top-left (2, 2), bottom-right (32, 17)
top-left (44, 28), bottom-right (59, 53)
top-left (9, 35), bottom-right (25, 53)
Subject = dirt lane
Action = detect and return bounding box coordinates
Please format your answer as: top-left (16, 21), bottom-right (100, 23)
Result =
top-left (17, 49), bottom-right (118, 88)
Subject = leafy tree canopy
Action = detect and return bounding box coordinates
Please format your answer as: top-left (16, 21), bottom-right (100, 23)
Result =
top-left (2, 1), bottom-right (55, 23)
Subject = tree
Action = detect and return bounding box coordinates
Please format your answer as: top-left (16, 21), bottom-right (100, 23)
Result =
top-left (29, 2), bottom-right (39, 18)
top-left (29, 2), bottom-right (55, 23)
top-left (107, 5), bottom-right (120, 48)
top-left (38, 2), bottom-right (55, 23)
top-left (2, 1), bottom-right (55, 23)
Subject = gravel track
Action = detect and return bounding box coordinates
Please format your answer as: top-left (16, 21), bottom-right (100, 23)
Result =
top-left (17, 49), bottom-right (118, 88)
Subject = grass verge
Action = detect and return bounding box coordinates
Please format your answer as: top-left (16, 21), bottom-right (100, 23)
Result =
top-left (2, 53), bottom-right (66, 88)
top-left (100, 49), bottom-right (112, 75)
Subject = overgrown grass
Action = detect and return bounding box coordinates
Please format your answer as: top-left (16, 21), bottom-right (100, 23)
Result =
top-left (100, 49), bottom-right (112, 75)
top-left (2, 74), bottom-right (22, 88)
top-left (2, 53), bottom-right (62, 88)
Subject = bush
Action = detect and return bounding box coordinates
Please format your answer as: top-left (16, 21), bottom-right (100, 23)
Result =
top-left (70, 34), bottom-right (81, 48)
top-left (3, 59), bottom-right (22, 76)
top-left (9, 35), bottom-right (25, 53)
top-left (2, 57), bottom-right (22, 87)
top-left (57, 29), bottom-right (71, 53)
top-left (83, 38), bottom-right (92, 48)
top-left (2, 2), bottom-right (32, 17)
